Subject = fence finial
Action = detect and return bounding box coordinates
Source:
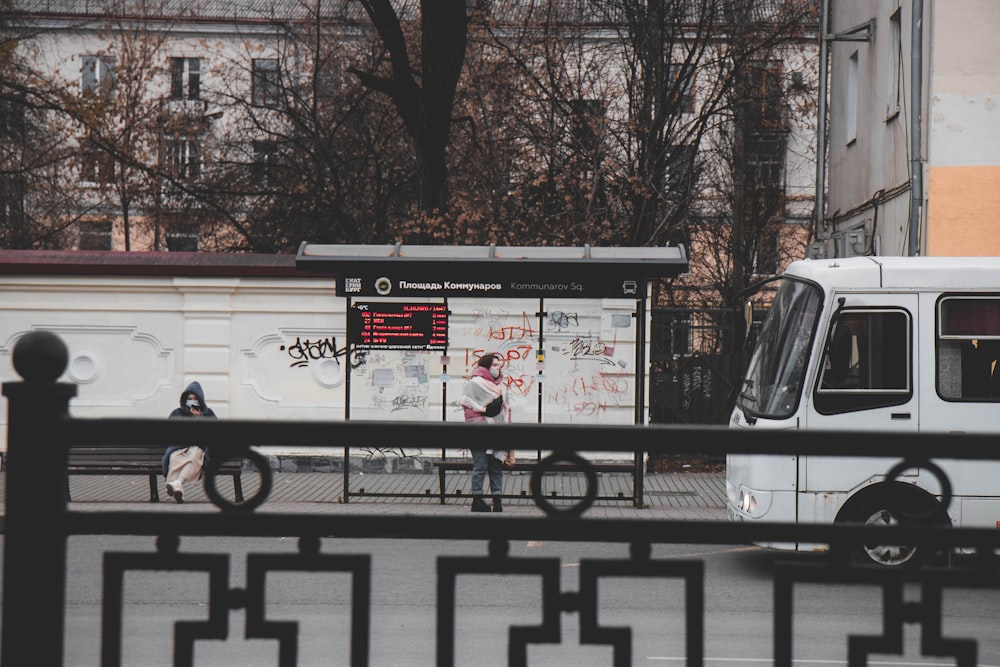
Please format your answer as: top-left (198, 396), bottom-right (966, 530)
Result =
top-left (12, 330), bottom-right (68, 382)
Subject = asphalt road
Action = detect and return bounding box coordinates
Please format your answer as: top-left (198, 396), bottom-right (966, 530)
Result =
top-left (36, 535), bottom-right (1000, 666)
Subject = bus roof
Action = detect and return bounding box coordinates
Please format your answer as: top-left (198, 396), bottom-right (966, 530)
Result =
top-left (783, 256), bottom-right (1000, 290)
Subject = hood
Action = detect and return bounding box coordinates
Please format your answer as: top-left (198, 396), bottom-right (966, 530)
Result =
top-left (180, 381), bottom-right (207, 409)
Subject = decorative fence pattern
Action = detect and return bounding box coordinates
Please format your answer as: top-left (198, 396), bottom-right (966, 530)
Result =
top-left (3, 331), bottom-right (1000, 666)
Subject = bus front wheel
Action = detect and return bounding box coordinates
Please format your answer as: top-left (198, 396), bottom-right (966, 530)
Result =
top-left (836, 483), bottom-right (948, 568)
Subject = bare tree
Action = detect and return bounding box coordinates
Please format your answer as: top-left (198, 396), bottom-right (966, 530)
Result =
top-left (349, 0), bottom-right (467, 225)
top-left (670, 0), bottom-right (817, 313)
top-left (74, 15), bottom-right (167, 251)
top-left (190, 1), bottom-right (419, 252)
top-left (1, 4), bottom-right (90, 248)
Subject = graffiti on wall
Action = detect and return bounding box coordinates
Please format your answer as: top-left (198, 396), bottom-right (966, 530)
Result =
top-left (281, 336), bottom-right (339, 367)
top-left (543, 307), bottom-right (635, 423)
top-left (464, 307), bottom-right (537, 401)
top-left (279, 336), bottom-right (368, 371)
top-left (350, 349), bottom-right (432, 418)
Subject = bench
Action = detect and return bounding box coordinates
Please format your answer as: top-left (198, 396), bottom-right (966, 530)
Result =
top-left (66, 447), bottom-right (245, 503)
top-left (432, 455), bottom-right (640, 506)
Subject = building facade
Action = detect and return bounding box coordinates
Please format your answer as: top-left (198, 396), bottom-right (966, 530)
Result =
top-left (4, 1), bottom-right (819, 294)
top-left (819, 0), bottom-right (1000, 258)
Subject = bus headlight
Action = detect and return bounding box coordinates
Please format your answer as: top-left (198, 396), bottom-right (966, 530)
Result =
top-left (737, 487), bottom-right (773, 518)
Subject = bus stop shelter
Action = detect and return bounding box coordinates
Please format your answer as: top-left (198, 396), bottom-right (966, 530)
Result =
top-left (295, 242), bottom-right (689, 505)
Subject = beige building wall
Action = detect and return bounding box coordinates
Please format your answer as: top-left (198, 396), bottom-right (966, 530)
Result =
top-left (927, 167), bottom-right (1000, 255)
top-left (924, 1), bottom-right (1000, 255)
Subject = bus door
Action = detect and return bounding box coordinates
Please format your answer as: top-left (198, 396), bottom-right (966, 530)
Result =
top-left (803, 295), bottom-right (919, 492)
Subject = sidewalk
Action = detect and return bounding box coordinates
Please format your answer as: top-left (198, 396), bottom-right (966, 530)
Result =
top-left (2, 468), bottom-right (728, 520)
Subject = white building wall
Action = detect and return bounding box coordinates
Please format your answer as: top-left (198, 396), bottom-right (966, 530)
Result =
top-left (0, 274), bottom-right (647, 459)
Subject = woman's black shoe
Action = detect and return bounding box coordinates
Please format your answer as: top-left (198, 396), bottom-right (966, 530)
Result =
top-left (471, 496), bottom-right (491, 512)
top-left (492, 497), bottom-right (503, 512)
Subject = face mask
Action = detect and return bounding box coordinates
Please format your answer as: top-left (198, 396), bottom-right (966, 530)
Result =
top-left (489, 368), bottom-right (500, 379)
top-left (186, 399), bottom-right (200, 409)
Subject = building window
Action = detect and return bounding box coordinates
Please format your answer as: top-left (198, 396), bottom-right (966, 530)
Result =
top-left (1, 95), bottom-right (26, 137)
top-left (81, 55), bottom-right (116, 97)
top-left (79, 137), bottom-right (115, 184)
top-left (752, 229), bottom-right (780, 277)
top-left (0, 175), bottom-right (25, 233)
top-left (665, 144), bottom-right (696, 195)
top-left (252, 141), bottom-right (278, 184)
top-left (170, 58), bottom-right (201, 100)
top-left (745, 133), bottom-right (785, 192)
top-left (886, 8), bottom-right (902, 120)
top-left (846, 50), bottom-right (858, 144)
top-left (746, 61), bottom-right (783, 127)
top-left (166, 222), bottom-right (200, 251)
top-left (252, 58), bottom-right (281, 107)
top-left (667, 62), bottom-right (695, 113)
top-left (569, 98), bottom-right (604, 155)
top-left (78, 220), bottom-right (112, 250)
top-left (165, 138), bottom-right (201, 179)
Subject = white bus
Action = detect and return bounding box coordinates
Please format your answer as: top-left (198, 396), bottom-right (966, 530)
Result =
top-left (727, 256), bottom-right (1000, 567)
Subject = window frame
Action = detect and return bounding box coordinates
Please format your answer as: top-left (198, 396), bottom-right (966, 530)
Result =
top-left (79, 136), bottom-right (116, 184)
top-left (252, 58), bottom-right (281, 107)
top-left (78, 220), bottom-right (112, 250)
top-left (164, 137), bottom-right (202, 180)
top-left (937, 295), bottom-right (1000, 401)
top-left (166, 222), bottom-right (200, 251)
top-left (813, 307), bottom-right (912, 415)
top-left (81, 55), bottom-right (116, 97)
top-left (886, 7), bottom-right (902, 121)
top-left (666, 62), bottom-right (696, 114)
top-left (170, 57), bottom-right (201, 100)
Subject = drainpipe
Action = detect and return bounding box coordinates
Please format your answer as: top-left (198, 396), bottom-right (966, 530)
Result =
top-left (815, 0), bottom-right (831, 249)
top-left (907, 0), bottom-right (924, 256)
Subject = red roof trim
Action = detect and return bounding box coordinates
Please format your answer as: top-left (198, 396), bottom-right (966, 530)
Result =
top-left (0, 250), bottom-right (332, 278)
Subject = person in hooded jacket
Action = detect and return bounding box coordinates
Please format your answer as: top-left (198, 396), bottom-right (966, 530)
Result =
top-left (161, 381), bottom-right (216, 503)
top-left (460, 353), bottom-right (512, 513)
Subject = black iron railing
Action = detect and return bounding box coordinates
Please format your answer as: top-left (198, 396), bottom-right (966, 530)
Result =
top-left (3, 331), bottom-right (1000, 666)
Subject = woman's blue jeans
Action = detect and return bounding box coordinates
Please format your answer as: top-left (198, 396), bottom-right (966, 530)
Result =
top-left (470, 448), bottom-right (504, 496)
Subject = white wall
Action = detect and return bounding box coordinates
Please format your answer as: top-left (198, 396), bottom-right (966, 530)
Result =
top-left (0, 274), bottom-right (648, 459)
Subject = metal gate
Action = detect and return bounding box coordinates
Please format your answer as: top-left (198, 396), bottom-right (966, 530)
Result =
top-left (649, 307), bottom-right (764, 426)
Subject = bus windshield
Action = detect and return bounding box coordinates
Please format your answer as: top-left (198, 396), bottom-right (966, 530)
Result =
top-left (736, 277), bottom-right (823, 420)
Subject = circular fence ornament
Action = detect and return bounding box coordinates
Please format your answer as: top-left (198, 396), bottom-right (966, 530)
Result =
top-left (530, 451), bottom-right (598, 518)
top-left (12, 330), bottom-right (69, 382)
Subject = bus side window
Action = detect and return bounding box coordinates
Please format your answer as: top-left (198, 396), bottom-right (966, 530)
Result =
top-left (937, 296), bottom-right (1000, 400)
top-left (948, 339), bottom-right (1000, 399)
top-left (815, 309), bottom-right (910, 414)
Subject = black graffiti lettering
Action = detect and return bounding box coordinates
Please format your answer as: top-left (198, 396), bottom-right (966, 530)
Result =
top-left (350, 349), bottom-right (368, 370)
top-left (280, 336), bottom-right (356, 369)
top-left (564, 336), bottom-right (615, 365)
top-left (548, 311), bottom-right (579, 330)
top-left (391, 394), bottom-right (428, 412)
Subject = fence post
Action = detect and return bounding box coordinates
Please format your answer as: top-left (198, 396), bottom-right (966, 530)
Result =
top-left (2, 331), bottom-right (76, 666)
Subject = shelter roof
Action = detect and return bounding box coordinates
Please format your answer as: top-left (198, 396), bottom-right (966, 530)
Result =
top-left (295, 242), bottom-right (687, 298)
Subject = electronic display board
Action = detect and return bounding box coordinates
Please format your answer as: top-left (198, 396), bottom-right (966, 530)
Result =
top-left (348, 301), bottom-right (448, 350)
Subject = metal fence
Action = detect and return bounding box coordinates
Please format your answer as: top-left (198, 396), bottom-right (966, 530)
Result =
top-left (4, 331), bottom-right (1000, 666)
top-left (649, 307), bottom-right (765, 426)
